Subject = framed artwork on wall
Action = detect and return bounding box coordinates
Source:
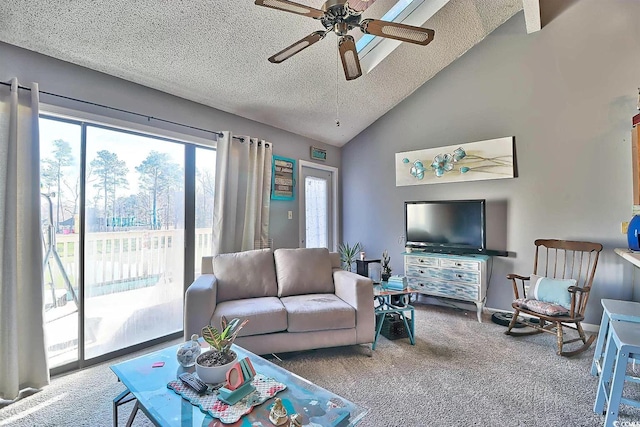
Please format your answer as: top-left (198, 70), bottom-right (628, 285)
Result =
top-left (272, 155), bottom-right (296, 200)
top-left (310, 146), bottom-right (327, 161)
top-left (395, 136), bottom-right (515, 186)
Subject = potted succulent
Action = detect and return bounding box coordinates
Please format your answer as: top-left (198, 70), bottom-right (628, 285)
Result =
top-left (338, 241), bottom-right (362, 272)
top-left (195, 316), bottom-right (248, 384)
top-left (381, 249), bottom-right (392, 282)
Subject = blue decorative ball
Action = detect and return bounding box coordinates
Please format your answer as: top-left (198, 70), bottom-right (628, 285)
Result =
top-left (628, 215), bottom-right (640, 251)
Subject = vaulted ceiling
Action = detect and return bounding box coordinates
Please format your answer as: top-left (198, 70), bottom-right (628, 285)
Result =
top-left (0, 0), bottom-right (539, 146)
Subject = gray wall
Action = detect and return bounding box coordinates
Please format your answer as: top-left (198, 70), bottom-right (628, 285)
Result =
top-left (0, 41), bottom-right (339, 249)
top-left (341, 0), bottom-right (640, 324)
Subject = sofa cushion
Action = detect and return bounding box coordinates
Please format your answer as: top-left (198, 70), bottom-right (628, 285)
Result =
top-left (274, 248), bottom-right (334, 297)
top-left (212, 297), bottom-right (287, 337)
top-left (329, 252), bottom-right (341, 269)
top-left (280, 294), bottom-right (355, 332)
top-left (213, 249), bottom-right (278, 303)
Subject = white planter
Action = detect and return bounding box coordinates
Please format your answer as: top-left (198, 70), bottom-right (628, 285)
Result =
top-left (195, 350), bottom-right (238, 385)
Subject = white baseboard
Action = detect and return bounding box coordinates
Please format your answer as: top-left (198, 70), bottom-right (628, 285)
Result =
top-left (485, 306), bottom-right (599, 333)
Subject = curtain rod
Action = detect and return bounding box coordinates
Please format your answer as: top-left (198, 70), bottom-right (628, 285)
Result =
top-left (0, 81), bottom-right (223, 138)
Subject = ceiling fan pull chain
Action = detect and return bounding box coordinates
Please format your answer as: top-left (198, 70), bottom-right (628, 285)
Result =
top-left (335, 36), bottom-right (340, 127)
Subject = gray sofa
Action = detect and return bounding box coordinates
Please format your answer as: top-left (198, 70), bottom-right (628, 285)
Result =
top-left (184, 247), bottom-right (375, 355)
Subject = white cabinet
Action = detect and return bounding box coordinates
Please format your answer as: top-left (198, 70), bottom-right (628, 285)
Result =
top-left (404, 252), bottom-right (489, 322)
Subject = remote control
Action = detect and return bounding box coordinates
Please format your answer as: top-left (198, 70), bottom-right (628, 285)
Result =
top-left (178, 372), bottom-right (208, 394)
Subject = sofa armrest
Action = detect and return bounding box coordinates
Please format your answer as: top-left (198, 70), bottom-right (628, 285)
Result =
top-left (184, 274), bottom-right (217, 340)
top-left (333, 270), bottom-right (375, 344)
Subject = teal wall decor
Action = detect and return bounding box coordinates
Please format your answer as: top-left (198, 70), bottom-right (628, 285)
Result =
top-left (272, 155), bottom-right (296, 200)
top-left (310, 146), bottom-right (327, 161)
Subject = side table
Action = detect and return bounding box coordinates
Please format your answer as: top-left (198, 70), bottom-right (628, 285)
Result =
top-left (593, 321), bottom-right (640, 426)
top-left (591, 298), bottom-right (640, 376)
top-left (356, 259), bottom-right (382, 283)
top-left (372, 284), bottom-right (416, 350)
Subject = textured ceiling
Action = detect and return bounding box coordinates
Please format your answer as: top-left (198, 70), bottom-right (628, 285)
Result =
top-left (0, 0), bottom-right (524, 146)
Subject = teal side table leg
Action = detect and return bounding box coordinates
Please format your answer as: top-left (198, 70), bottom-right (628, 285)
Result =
top-left (400, 309), bottom-right (415, 345)
top-left (604, 347), bottom-right (629, 427)
top-left (594, 333), bottom-right (617, 414)
top-left (591, 311), bottom-right (611, 376)
top-left (410, 308), bottom-right (415, 344)
top-left (373, 312), bottom-right (385, 350)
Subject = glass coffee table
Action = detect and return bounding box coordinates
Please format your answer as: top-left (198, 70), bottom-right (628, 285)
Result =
top-left (111, 343), bottom-right (368, 426)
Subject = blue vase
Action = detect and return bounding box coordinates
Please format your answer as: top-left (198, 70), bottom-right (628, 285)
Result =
top-left (628, 215), bottom-right (640, 251)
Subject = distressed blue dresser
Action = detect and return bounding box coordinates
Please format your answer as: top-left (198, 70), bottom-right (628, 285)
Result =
top-left (404, 252), bottom-right (489, 322)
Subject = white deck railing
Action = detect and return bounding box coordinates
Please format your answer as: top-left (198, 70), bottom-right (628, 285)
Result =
top-left (50, 227), bottom-right (213, 291)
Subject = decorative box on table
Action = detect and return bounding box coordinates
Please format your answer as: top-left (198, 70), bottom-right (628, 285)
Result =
top-left (385, 275), bottom-right (408, 291)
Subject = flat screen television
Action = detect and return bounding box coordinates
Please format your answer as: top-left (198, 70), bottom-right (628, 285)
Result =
top-left (404, 199), bottom-right (486, 254)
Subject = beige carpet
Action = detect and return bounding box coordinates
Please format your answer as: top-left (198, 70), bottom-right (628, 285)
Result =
top-left (1, 302), bottom-right (639, 426)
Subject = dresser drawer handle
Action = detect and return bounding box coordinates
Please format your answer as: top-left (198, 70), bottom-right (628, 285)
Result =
top-left (456, 274), bottom-right (463, 278)
top-left (455, 263), bottom-right (462, 267)
top-left (419, 269), bottom-right (425, 274)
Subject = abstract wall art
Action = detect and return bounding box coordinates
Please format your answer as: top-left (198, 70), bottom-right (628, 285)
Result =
top-left (395, 136), bottom-right (515, 186)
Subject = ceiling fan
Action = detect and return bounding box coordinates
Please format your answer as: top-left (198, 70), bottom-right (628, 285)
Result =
top-left (254, 0), bottom-right (435, 81)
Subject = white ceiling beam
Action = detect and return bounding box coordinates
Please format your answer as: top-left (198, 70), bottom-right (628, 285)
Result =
top-left (522, 0), bottom-right (541, 33)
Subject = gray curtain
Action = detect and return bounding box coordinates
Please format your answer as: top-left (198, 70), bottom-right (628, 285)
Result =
top-left (0, 78), bottom-right (50, 401)
top-left (211, 132), bottom-right (272, 255)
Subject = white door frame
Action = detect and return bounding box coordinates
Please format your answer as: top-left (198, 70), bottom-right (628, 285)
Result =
top-left (298, 160), bottom-right (339, 252)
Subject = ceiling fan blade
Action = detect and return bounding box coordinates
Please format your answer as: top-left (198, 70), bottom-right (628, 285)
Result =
top-left (268, 31), bottom-right (326, 64)
top-left (348, 0), bottom-right (378, 12)
top-left (338, 35), bottom-right (362, 81)
top-left (360, 18), bottom-right (435, 46)
top-left (255, 0), bottom-right (325, 19)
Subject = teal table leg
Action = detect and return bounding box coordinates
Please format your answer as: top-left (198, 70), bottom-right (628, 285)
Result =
top-left (410, 308), bottom-right (415, 344)
top-left (595, 332), bottom-right (617, 414)
top-left (373, 312), bottom-right (385, 350)
top-left (604, 346), bottom-right (629, 427)
top-left (591, 311), bottom-right (611, 376)
top-left (400, 309), bottom-right (415, 345)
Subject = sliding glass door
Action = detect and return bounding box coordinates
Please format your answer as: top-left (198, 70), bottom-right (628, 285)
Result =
top-left (194, 147), bottom-right (216, 275)
top-left (40, 115), bottom-right (214, 369)
top-left (83, 125), bottom-right (185, 359)
top-left (40, 117), bottom-right (82, 368)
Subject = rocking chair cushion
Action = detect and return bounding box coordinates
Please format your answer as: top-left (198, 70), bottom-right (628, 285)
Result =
top-left (514, 298), bottom-right (570, 316)
top-left (530, 274), bottom-right (576, 309)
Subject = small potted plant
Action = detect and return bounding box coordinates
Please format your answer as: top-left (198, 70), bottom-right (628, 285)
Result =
top-left (195, 316), bottom-right (248, 384)
top-left (381, 249), bottom-right (392, 282)
top-left (338, 241), bottom-right (362, 272)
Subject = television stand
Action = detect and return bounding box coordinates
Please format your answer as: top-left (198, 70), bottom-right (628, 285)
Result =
top-left (403, 252), bottom-right (489, 323)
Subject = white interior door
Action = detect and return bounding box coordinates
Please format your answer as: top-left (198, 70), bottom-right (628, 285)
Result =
top-left (299, 161), bottom-right (338, 251)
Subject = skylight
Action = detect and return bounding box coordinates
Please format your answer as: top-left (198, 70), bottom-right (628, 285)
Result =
top-left (356, 0), bottom-right (450, 74)
top-left (356, 0), bottom-right (420, 53)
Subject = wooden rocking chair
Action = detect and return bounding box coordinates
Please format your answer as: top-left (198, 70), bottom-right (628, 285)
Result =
top-left (505, 239), bottom-right (603, 356)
